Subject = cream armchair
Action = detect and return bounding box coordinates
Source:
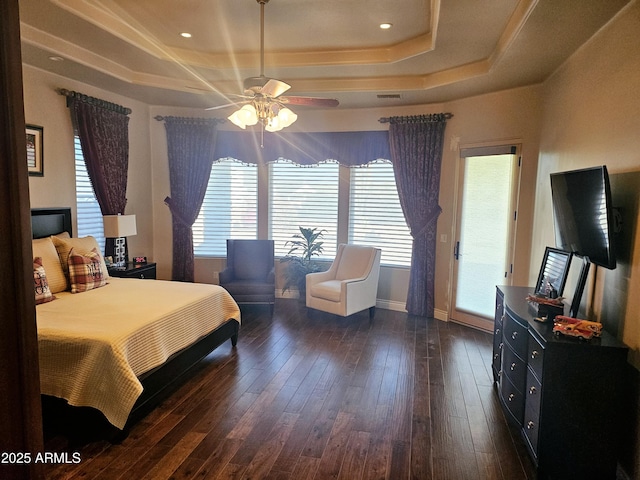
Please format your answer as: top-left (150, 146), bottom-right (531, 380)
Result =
top-left (306, 244), bottom-right (381, 319)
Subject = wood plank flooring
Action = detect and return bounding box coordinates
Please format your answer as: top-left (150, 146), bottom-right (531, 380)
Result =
top-left (42, 299), bottom-right (537, 480)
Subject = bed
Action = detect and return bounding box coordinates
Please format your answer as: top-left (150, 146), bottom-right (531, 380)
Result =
top-left (31, 208), bottom-right (241, 433)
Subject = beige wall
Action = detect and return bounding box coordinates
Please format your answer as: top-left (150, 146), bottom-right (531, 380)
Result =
top-left (529, 4), bottom-right (640, 474)
top-left (530, 0), bottom-right (640, 363)
top-left (23, 66), bottom-right (154, 261)
top-left (150, 88), bottom-right (542, 316)
top-left (23, 62), bottom-right (542, 318)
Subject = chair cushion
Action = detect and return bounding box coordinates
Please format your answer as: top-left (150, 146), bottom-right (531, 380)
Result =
top-left (222, 280), bottom-right (275, 296)
top-left (310, 280), bottom-right (342, 302)
top-left (233, 241), bottom-right (272, 281)
top-left (335, 246), bottom-right (373, 280)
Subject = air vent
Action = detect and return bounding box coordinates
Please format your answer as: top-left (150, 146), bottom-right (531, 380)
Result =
top-left (377, 94), bottom-right (401, 99)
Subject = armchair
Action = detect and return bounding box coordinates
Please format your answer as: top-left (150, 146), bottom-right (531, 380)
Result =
top-left (306, 243), bottom-right (381, 319)
top-left (219, 239), bottom-right (275, 314)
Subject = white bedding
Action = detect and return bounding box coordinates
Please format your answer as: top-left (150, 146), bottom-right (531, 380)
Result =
top-left (37, 277), bottom-right (241, 429)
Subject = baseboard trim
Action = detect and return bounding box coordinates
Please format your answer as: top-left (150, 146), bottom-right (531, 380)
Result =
top-left (434, 308), bottom-right (448, 322)
top-left (376, 299), bottom-right (406, 312)
top-left (275, 292), bottom-right (448, 321)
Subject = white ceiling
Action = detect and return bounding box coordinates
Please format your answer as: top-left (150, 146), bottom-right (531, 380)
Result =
top-left (19, 0), bottom-right (631, 110)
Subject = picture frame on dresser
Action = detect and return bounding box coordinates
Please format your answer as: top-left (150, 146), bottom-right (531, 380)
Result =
top-left (26, 124), bottom-right (44, 176)
top-left (534, 246), bottom-right (572, 297)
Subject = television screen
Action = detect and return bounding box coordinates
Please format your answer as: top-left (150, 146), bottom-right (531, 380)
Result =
top-left (550, 165), bottom-right (616, 269)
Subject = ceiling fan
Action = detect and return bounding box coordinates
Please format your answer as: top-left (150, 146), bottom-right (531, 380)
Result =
top-left (206, 0), bottom-right (339, 132)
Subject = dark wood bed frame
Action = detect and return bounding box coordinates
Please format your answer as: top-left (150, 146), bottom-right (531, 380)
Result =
top-left (32, 208), bottom-right (239, 441)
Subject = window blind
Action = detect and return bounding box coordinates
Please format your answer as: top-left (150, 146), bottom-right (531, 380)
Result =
top-left (74, 136), bottom-right (105, 252)
top-left (269, 160), bottom-right (339, 258)
top-left (193, 158), bottom-right (258, 256)
top-left (349, 160), bottom-right (412, 266)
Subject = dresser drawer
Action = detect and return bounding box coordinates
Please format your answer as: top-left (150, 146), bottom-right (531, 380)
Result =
top-left (525, 367), bottom-right (542, 418)
top-left (499, 373), bottom-right (525, 424)
top-left (503, 311), bottom-right (527, 357)
top-left (527, 334), bottom-right (544, 381)
top-left (523, 402), bottom-right (541, 457)
top-left (492, 339), bottom-right (503, 379)
top-left (501, 343), bottom-right (526, 393)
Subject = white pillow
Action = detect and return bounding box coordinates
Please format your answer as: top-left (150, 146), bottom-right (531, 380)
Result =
top-left (32, 237), bottom-right (68, 294)
top-left (53, 235), bottom-right (110, 280)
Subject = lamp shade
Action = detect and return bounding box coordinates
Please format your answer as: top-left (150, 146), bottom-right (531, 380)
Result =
top-left (103, 214), bottom-right (137, 238)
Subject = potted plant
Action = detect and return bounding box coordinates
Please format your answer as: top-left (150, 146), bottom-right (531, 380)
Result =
top-left (280, 226), bottom-right (327, 298)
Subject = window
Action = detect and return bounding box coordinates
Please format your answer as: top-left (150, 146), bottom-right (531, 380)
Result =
top-left (349, 160), bottom-right (412, 266)
top-left (193, 158), bottom-right (258, 256)
top-left (74, 136), bottom-right (105, 252)
top-left (269, 160), bottom-right (339, 258)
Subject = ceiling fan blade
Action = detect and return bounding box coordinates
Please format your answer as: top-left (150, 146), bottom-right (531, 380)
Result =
top-left (279, 96), bottom-right (339, 108)
top-left (205, 100), bottom-right (250, 111)
top-left (262, 78), bottom-right (291, 98)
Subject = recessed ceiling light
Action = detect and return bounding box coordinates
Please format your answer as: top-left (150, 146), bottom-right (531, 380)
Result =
top-left (379, 23), bottom-right (393, 30)
top-left (180, 32), bottom-right (192, 38)
top-left (48, 56), bottom-right (64, 62)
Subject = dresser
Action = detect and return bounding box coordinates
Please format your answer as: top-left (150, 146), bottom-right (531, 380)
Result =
top-left (493, 286), bottom-right (628, 480)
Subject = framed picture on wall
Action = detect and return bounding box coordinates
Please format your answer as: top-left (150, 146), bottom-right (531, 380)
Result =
top-left (26, 125), bottom-right (43, 176)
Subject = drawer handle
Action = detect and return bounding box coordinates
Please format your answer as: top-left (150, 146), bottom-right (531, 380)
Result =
top-left (511, 331), bottom-right (518, 340)
top-left (498, 371), bottom-right (502, 378)
top-left (501, 314), bottom-right (506, 322)
top-left (495, 328), bottom-right (501, 335)
top-left (508, 394), bottom-right (515, 402)
top-left (140, 274), bottom-right (145, 279)
top-left (499, 342), bottom-right (503, 350)
top-left (531, 350), bottom-right (539, 359)
top-left (510, 362), bottom-right (516, 371)
top-left (527, 421), bottom-right (535, 430)
top-left (496, 304), bottom-right (502, 312)
top-left (529, 386), bottom-right (537, 395)
top-left (493, 353), bottom-right (499, 360)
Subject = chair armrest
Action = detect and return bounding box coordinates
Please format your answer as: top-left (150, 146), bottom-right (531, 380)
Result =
top-left (219, 267), bottom-right (234, 284)
top-left (306, 269), bottom-right (335, 288)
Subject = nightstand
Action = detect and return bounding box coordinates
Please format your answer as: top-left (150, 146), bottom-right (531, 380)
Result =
top-left (108, 262), bottom-right (157, 280)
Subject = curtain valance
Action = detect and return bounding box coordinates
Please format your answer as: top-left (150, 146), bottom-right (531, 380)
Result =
top-left (213, 130), bottom-right (391, 166)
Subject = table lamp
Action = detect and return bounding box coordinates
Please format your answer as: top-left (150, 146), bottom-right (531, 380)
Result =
top-left (103, 214), bottom-right (137, 267)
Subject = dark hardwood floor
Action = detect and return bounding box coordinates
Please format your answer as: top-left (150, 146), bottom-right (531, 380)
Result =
top-left (42, 299), bottom-right (537, 480)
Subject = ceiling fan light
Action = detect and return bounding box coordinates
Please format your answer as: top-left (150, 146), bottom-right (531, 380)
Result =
top-left (265, 116), bottom-right (283, 133)
top-left (228, 104), bottom-right (258, 128)
top-left (278, 107), bottom-right (297, 128)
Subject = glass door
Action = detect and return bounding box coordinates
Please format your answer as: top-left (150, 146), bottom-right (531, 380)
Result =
top-left (450, 146), bottom-right (520, 331)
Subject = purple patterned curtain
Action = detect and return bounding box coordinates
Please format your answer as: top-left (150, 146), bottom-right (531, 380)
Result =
top-left (388, 114), bottom-right (449, 317)
top-left (65, 90), bottom-right (130, 215)
top-left (161, 116), bottom-right (222, 282)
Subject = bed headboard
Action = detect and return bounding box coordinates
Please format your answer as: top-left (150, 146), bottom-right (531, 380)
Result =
top-left (31, 208), bottom-right (73, 239)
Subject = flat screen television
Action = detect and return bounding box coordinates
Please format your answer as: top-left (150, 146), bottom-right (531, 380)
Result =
top-left (550, 165), bottom-right (616, 269)
top-left (550, 165), bottom-right (617, 316)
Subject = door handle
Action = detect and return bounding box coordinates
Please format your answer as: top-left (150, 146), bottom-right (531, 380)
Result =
top-left (454, 241), bottom-right (460, 260)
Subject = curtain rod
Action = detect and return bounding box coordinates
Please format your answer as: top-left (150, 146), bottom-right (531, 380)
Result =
top-left (57, 88), bottom-right (132, 115)
top-left (154, 115), bottom-right (225, 124)
top-left (379, 112), bottom-right (453, 123)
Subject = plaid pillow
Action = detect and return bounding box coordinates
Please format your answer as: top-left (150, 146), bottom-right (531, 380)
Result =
top-left (68, 247), bottom-right (107, 293)
top-left (34, 256), bottom-right (55, 305)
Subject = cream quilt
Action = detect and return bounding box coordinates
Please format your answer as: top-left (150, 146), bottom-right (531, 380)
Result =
top-left (36, 278), bottom-right (241, 429)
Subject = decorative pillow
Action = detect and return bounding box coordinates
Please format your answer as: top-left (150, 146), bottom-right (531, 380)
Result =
top-left (68, 248), bottom-right (108, 293)
top-left (32, 237), bottom-right (68, 293)
top-left (33, 257), bottom-right (56, 305)
top-left (53, 235), bottom-right (110, 281)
